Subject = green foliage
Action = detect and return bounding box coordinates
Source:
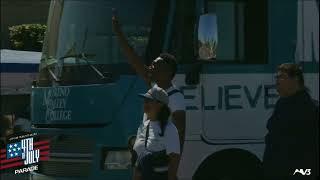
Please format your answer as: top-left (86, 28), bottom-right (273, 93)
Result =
top-left (9, 24), bottom-right (46, 51)
top-left (128, 36), bottom-right (149, 56)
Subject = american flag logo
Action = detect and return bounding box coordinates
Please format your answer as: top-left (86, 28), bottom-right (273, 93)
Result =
top-left (6, 142), bottom-right (22, 159)
top-left (0, 138), bottom-right (50, 170)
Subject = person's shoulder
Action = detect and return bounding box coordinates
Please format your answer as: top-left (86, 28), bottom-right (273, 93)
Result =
top-left (169, 91), bottom-right (184, 100)
top-left (168, 92), bottom-right (185, 111)
top-left (309, 99), bottom-right (319, 113)
top-left (300, 91), bottom-right (318, 109)
top-left (166, 121), bottom-right (179, 132)
top-left (167, 85), bottom-right (184, 100)
top-left (313, 100), bottom-right (319, 109)
top-left (168, 84), bottom-right (183, 94)
top-left (143, 119), bottom-right (150, 125)
top-left (167, 85), bottom-right (185, 112)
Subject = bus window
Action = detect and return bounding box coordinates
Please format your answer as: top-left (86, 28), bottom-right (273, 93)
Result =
top-left (205, 0), bottom-right (268, 63)
top-left (168, 0), bottom-right (196, 64)
top-left (43, 0), bottom-right (63, 60)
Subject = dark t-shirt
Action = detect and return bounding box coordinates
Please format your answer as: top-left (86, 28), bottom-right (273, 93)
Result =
top-left (263, 90), bottom-right (319, 178)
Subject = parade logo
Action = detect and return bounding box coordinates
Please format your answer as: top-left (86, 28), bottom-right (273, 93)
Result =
top-left (0, 133), bottom-right (50, 174)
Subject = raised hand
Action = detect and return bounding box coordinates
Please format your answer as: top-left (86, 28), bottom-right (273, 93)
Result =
top-left (111, 8), bottom-right (121, 34)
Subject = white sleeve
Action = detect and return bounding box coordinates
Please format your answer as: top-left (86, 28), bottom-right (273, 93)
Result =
top-left (164, 123), bottom-right (180, 155)
top-left (133, 120), bottom-right (147, 155)
top-left (168, 93), bottom-right (185, 113)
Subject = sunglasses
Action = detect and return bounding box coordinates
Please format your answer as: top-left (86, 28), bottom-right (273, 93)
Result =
top-left (143, 98), bottom-right (163, 104)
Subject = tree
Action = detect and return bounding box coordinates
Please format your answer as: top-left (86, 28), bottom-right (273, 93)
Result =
top-left (9, 24), bottom-right (46, 51)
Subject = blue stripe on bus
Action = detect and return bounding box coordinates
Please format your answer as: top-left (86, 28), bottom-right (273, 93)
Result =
top-left (1, 63), bottom-right (39, 73)
top-left (186, 106), bottom-right (199, 110)
top-left (184, 95), bottom-right (195, 99)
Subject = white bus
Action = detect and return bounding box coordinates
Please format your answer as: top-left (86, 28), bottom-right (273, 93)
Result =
top-left (30, 0), bottom-right (318, 179)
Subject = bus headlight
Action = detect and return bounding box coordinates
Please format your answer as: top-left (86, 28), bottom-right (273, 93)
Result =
top-left (103, 150), bottom-right (131, 170)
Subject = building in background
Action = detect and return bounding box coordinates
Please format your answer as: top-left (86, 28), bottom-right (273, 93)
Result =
top-left (1, 0), bottom-right (50, 49)
top-left (1, 49), bottom-right (40, 118)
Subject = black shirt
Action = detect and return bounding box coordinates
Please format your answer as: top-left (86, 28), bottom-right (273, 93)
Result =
top-left (263, 90), bottom-right (319, 178)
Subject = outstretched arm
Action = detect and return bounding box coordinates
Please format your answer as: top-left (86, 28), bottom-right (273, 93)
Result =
top-left (133, 167), bottom-right (142, 180)
top-left (168, 153), bottom-right (180, 180)
top-left (112, 13), bottom-right (151, 85)
top-left (172, 111), bottom-right (186, 152)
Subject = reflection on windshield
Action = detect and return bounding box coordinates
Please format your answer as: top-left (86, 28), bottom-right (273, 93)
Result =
top-left (198, 14), bottom-right (218, 60)
top-left (41, 0), bottom-right (155, 73)
top-left (40, 0), bottom-right (63, 70)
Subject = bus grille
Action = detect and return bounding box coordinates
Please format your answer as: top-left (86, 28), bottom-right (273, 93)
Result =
top-left (49, 135), bottom-right (94, 153)
top-left (38, 135), bottom-right (94, 177)
top-left (39, 160), bottom-right (92, 177)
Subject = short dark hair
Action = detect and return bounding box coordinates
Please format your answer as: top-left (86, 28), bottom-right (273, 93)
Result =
top-left (277, 63), bottom-right (304, 86)
top-left (159, 53), bottom-right (177, 79)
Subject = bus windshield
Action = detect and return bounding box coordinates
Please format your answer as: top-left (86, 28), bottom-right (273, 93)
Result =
top-left (39, 0), bottom-right (155, 85)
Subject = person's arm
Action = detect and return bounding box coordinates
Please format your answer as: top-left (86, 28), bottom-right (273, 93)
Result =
top-left (133, 167), bottom-right (142, 180)
top-left (172, 111), bottom-right (186, 151)
top-left (168, 153), bottom-right (180, 180)
top-left (165, 123), bottom-right (181, 180)
top-left (112, 13), bottom-right (151, 85)
top-left (169, 92), bottom-right (186, 152)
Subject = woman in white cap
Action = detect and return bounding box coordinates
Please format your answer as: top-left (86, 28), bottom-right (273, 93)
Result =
top-left (133, 86), bottom-right (180, 180)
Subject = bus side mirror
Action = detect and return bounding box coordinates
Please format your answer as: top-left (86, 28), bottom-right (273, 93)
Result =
top-left (197, 13), bottom-right (218, 61)
top-left (185, 14), bottom-right (218, 85)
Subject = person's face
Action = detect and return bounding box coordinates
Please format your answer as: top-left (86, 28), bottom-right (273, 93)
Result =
top-left (143, 98), bottom-right (162, 120)
top-left (275, 71), bottom-right (298, 97)
top-left (148, 59), bottom-right (172, 82)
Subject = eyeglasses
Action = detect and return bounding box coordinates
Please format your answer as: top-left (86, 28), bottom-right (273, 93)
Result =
top-left (274, 74), bottom-right (289, 80)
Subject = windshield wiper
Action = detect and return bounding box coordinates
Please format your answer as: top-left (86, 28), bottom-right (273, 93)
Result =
top-left (47, 68), bottom-right (61, 82)
top-left (40, 57), bottom-right (61, 83)
top-left (59, 28), bottom-right (109, 82)
top-left (60, 53), bottom-right (107, 81)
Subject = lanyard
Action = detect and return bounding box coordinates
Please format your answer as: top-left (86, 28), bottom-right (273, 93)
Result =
top-left (144, 122), bottom-right (150, 148)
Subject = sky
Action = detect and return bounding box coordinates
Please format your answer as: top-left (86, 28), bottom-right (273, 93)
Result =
top-left (198, 14), bottom-right (218, 43)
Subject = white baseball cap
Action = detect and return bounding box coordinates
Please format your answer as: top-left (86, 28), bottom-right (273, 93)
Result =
top-left (138, 86), bottom-right (169, 105)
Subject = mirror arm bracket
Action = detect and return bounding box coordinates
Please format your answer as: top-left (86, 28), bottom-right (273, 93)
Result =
top-left (185, 61), bottom-right (203, 85)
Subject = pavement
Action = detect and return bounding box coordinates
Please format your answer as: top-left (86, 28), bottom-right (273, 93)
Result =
top-left (0, 172), bottom-right (30, 180)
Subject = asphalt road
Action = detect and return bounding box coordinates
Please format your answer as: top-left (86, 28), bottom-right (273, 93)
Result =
top-left (0, 172), bottom-right (30, 180)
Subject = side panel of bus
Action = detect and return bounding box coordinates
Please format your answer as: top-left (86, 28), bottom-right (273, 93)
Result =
top-left (174, 0), bottom-right (319, 179)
